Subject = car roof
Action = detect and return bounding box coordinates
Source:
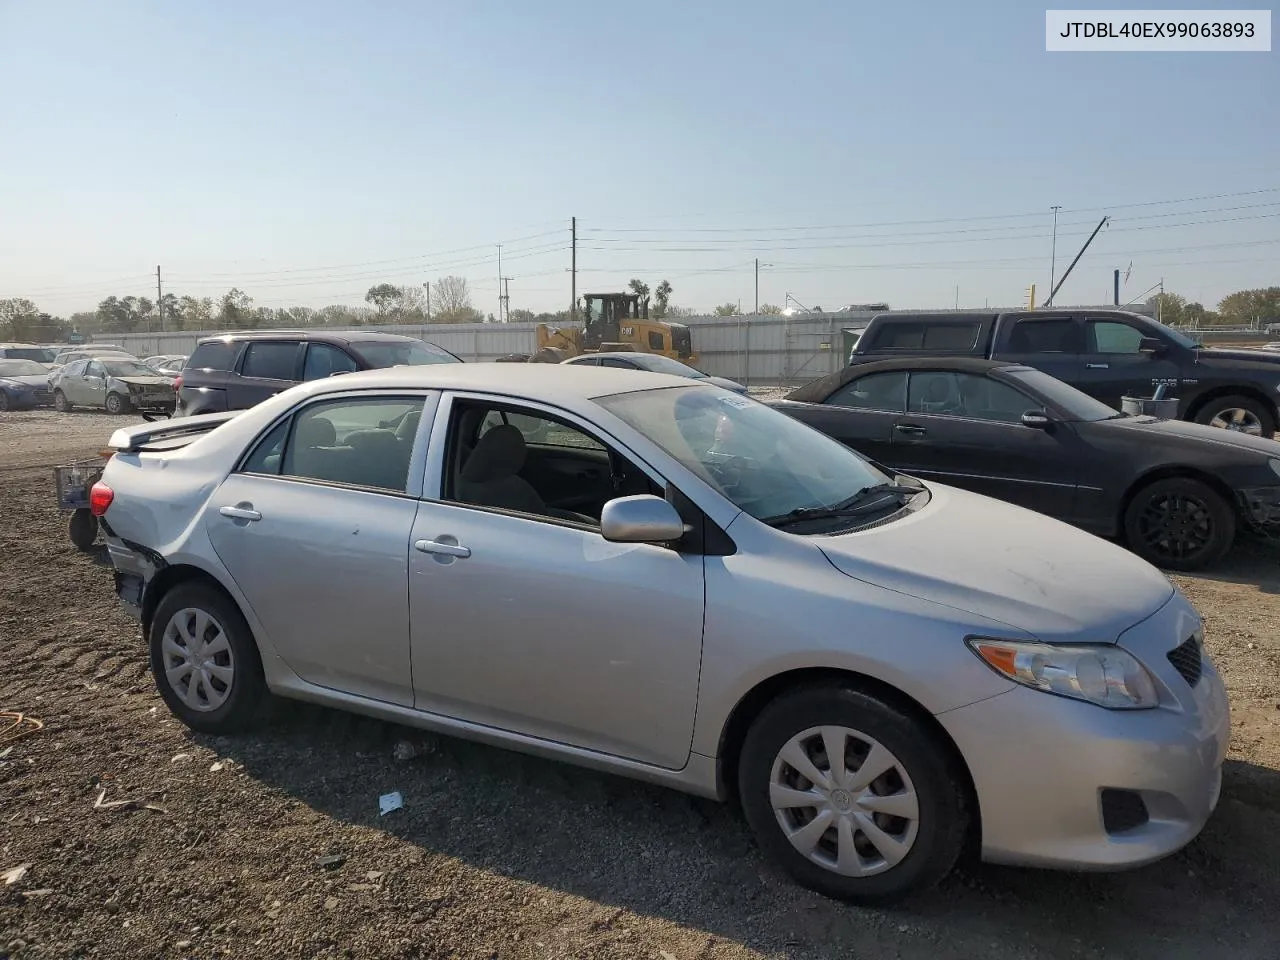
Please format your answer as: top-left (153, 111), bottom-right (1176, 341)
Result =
top-left (786, 356), bottom-right (1032, 403)
top-left (194, 329), bottom-right (427, 345)
top-left (291, 360), bottom-right (706, 403)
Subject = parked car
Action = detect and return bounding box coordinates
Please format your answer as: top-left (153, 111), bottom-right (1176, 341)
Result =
top-left (52, 346), bottom-right (136, 368)
top-left (848, 308), bottom-right (1280, 437)
top-left (0, 343), bottom-right (59, 369)
top-left (561, 351), bottom-right (748, 393)
top-left (173, 330), bottom-right (461, 417)
top-left (772, 357), bottom-right (1280, 571)
top-left (0, 358), bottom-right (53, 410)
top-left (50, 356), bottom-right (177, 414)
top-left (143, 354), bottom-right (189, 377)
top-left (93, 364), bottom-right (1227, 904)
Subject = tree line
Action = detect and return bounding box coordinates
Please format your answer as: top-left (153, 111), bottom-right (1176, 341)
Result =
top-left (1147, 287), bottom-right (1280, 328)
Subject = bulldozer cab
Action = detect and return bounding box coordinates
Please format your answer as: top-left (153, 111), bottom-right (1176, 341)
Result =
top-left (580, 293), bottom-right (648, 351)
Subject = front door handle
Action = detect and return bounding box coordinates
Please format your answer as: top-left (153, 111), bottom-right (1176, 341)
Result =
top-left (894, 423), bottom-right (927, 436)
top-left (415, 538), bottom-right (471, 559)
top-left (219, 504), bottom-right (262, 521)
top-left (1086, 363), bottom-right (1110, 369)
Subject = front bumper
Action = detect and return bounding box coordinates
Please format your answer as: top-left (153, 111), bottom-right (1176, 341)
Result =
top-left (1236, 485), bottom-right (1280, 536)
top-left (939, 593), bottom-right (1229, 871)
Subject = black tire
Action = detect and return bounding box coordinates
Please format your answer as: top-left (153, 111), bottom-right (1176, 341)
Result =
top-left (737, 684), bottom-right (968, 905)
top-left (68, 509), bottom-right (98, 550)
top-left (1123, 476), bottom-right (1236, 572)
top-left (1192, 394), bottom-right (1275, 438)
top-left (105, 392), bottom-right (131, 415)
top-left (149, 582), bottom-right (266, 734)
top-left (53, 390), bottom-right (72, 413)
top-left (0, 392), bottom-right (9, 412)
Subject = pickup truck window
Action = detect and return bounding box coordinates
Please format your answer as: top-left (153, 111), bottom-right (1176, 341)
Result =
top-left (1006, 318), bottom-right (1081, 354)
top-left (829, 371), bottom-right (907, 412)
top-left (1088, 320), bottom-right (1147, 354)
top-left (872, 322), bottom-right (980, 351)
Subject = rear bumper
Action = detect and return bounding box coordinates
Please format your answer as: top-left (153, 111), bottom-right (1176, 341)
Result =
top-left (105, 533), bottom-right (164, 626)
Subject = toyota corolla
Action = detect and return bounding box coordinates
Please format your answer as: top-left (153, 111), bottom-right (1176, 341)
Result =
top-left (92, 364), bottom-right (1229, 903)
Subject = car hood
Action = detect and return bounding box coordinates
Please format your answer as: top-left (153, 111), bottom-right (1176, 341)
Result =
top-left (112, 375), bottom-right (173, 387)
top-left (1095, 413), bottom-right (1280, 456)
top-left (1193, 347), bottom-right (1280, 371)
top-left (0, 375), bottom-right (48, 389)
top-left (815, 483), bottom-right (1174, 644)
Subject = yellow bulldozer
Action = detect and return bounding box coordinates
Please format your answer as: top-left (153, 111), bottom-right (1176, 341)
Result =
top-left (527, 292), bottom-right (697, 364)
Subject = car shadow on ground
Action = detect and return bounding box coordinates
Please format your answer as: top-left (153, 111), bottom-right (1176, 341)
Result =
top-left (1186, 537), bottom-right (1280, 594)
top-left (200, 700), bottom-right (1280, 957)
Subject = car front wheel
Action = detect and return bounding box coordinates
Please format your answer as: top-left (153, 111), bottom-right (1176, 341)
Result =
top-left (150, 582), bottom-right (266, 734)
top-left (1123, 476), bottom-right (1235, 571)
top-left (738, 684), bottom-right (969, 905)
top-left (105, 392), bottom-right (131, 415)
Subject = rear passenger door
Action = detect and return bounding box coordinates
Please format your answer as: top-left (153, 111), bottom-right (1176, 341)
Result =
top-left (227, 341), bottom-right (303, 409)
top-left (205, 392), bottom-right (434, 707)
top-left (996, 315), bottom-right (1085, 392)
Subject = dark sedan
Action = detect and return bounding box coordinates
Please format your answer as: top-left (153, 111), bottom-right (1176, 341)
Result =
top-left (772, 357), bottom-right (1280, 571)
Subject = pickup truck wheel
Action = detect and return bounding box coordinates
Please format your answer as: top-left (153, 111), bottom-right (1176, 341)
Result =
top-left (150, 583), bottom-right (266, 734)
top-left (738, 684), bottom-right (968, 905)
top-left (1123, 477), bottom-right (1235, 572)
top-left (105, 392), bottom-right (131, 415)
top-left (1193, 395), bottom-right (1274, 438)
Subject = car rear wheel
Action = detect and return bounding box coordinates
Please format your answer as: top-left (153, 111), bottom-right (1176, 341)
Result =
top-left (1193, 394), bottom-right (1275, 438)
top-left (1123, 476), bottom-right (1236, 572)
top-left (150, 582), bottom-right (266, 734)
top-left (105, 392), bottom-right (131, 415)
top-left (737, 684), bottom-right (968, 905)
top-left (53, 390), bottom-right (72, 413)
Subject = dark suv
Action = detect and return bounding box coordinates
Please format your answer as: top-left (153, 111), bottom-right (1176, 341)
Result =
top-left (174, 330), bottom-right (461, 418)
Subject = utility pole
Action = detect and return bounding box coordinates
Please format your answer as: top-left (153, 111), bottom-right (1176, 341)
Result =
top-left (1044, 216), bottom-right (1109, 307)
top-left (496, 245), bottom-right (502, 323)
top-left (1158, 277), bottom-right (1164, 324)
top-left (500, 277), bottom-right (512, 322)
top-left (570, 216), bottom-right (577, 322)
top-left (954, 286), bottom-right (959, 310)
top-left (423, 282), bottom-right (431, 322)
top-left (1049, 205), bottom-right (1062, 300)
top-left (156, 265), bottom-right (163, 332)
top-left (754, 258), bottom-right (759, 313)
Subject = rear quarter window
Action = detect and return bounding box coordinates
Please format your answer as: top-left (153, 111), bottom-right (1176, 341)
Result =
top-left (871, 322), bottom-right (980, 351)
top-left (189, 340), bottom-right (241, 371)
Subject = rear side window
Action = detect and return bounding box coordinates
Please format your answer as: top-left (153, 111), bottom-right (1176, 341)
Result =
top-left (1006, 319), bottom-right (1081, 354)
top-left (188, 340), bottom-right (240, 371)
top-left (872, 322), bottom-right (979, 351)
top-left (241, 342), bottom-right (299, 380)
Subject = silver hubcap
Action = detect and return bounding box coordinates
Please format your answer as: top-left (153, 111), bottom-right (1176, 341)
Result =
top-left (160, 607), bottom-right (234, 712)
top-left (770, 725), bottom-right (920, 877)
top-left (1208, 407), bottom-right (1263, 436)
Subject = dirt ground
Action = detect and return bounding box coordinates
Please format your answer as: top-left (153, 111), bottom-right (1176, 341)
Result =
top-left (2, 407), bottom-right (1279, 960)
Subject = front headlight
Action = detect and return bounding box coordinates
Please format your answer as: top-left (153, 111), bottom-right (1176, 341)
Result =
top-left (967, 638), bottom-right (1159, 709)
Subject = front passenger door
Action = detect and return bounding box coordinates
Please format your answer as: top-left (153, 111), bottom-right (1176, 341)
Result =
top-left (1076, 316), bottom-right (1184, 410)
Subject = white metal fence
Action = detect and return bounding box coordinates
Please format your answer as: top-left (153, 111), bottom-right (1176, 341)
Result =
top-left (92, 304), bottom-right (1158, 386)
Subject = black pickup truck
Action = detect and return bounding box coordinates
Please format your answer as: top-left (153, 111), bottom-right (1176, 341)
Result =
top-left (848, 308), bottom-right (1280, 437)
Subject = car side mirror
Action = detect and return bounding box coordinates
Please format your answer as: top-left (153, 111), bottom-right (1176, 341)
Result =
top-left (1138, 337), bottom-right (1167, 355)
top-left (600, 494), bottom-right (687, 543)
top-left (1021, 411), bottom-right (1052, 429)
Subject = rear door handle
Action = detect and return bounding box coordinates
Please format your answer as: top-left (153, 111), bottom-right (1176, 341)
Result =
top-left (1086, 363), bottom-right (1110, 369)
top-left (219, 505), bottom-right (262, 521)
top-left (415, 538), bottom-right (471, 559)
top-left (894, 424), bottom-right (927, 436)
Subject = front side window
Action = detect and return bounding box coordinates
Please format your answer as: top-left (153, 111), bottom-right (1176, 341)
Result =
top-left (908, 371), bottom-right (1042, 423)
top-left (241, 342), bottom-right (299, 380)
top-left (268, 397), bottom-right (426, 492)
top-left (827, 371), bottom-right (907, 411)
top-left (1089, 320), bottom-right (1145, 354)
top-left (597, 387), bottom-right (893, 524)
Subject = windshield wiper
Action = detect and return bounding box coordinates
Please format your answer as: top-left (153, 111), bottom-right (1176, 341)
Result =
top-left (762, 483), bottom-right (923, 528)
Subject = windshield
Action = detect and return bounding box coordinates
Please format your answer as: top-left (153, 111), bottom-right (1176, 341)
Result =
top-left (597, 385), bottom-right (895, 523)
top-left (100, 359), bottom-right (160, 377)
top-left (1001, 368), bottom-right (1122, 421)
top-left (4, 347), bottom-right (56, 362)
top-left (0, 359), bottom-right (49, 376)
top-left (631, 354), bottom-right (706, 378)
top-left (349, 340), bottom-right (460, 368)
top-left (1148, 318), bottom-right (1202, 349)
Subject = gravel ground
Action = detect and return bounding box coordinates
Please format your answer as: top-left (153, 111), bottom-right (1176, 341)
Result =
top-left (2, 408), bottom-right (1279, 960)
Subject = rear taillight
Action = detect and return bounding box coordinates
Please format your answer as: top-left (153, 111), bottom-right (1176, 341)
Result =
top-left (173, 375), bottom-right (183, 392)
top-left (89, 482), bottom-right (114, 517)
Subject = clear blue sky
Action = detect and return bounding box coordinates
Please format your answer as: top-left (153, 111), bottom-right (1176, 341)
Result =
top-left (1, 0), bottom-right (1276, 319)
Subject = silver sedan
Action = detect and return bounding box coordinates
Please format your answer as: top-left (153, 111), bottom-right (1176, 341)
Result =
top-left (92, 364), bottom-right (1229, 903)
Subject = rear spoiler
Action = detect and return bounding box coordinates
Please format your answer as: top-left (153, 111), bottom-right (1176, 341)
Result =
top-left (107, 410), bottom-right (242, 453)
